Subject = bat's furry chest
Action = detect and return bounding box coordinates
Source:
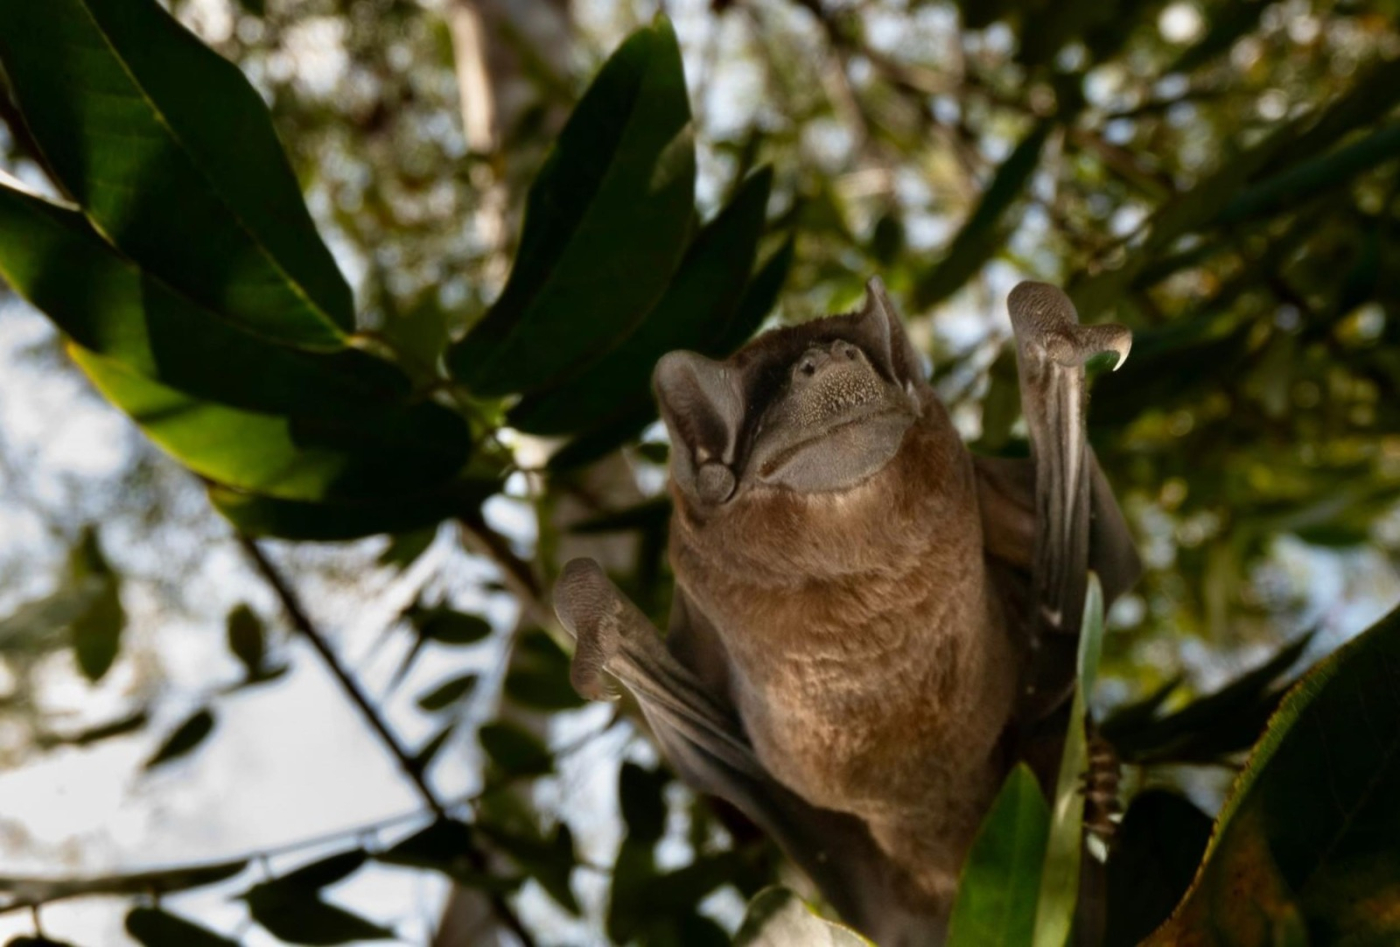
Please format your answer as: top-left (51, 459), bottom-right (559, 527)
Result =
top-left (725, 565), bottom-right (1014, 817)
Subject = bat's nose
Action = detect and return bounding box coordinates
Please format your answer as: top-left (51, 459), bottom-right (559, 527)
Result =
top-left (794, 341), bottom-right (863, 382)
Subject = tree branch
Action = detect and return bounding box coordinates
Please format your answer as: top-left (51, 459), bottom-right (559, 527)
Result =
top-left (237, 536), bottom-right (537, 947)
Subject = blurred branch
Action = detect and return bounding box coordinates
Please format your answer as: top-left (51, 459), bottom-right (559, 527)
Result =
top-left (237, 536), bottom-right (537, 947)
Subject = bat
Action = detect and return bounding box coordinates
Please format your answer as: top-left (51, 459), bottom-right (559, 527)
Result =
top-left (554, 279), bottom-right (1138, 945)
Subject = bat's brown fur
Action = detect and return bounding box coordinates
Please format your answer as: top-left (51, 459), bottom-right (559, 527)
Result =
top-left (668, 334), bottom-right (1020, 914)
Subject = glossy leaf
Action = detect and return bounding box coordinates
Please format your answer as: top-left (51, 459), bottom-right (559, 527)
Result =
top-left (449, 17), bottom-right (695, 397)
top-left (226, 604), bottom-right (266, 678)
top-left (1147, 603), bottom-right (1400, 946)
top-left (1104, 791), bottom-right (1213, 947)
top-left (417, 673), bottom-right (478, 712)
top-left (125, 907), bottom-right (238, 947)
top-left (1032, 574), bottom-right (1105, 947)
top-left (947, 764), bottom-right (1051, 947)
top-left (509, 167), bottom-right (772, 435)
top-left (734, 887), bottom-right (873, 946)
top-left (0, 0), bottom-right (353, 348)
top-left (144, 707), bottom-right (215, 770)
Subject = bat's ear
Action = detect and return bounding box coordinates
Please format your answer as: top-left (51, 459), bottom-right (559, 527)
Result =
top-left (846, 277), bottom-right (925, 387)
top-left (654, 351), bottom-right (746, 505)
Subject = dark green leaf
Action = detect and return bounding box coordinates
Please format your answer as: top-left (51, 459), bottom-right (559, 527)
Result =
top-left (413, 607), bottom-right (493, 646)
top-left (208, 481), bottom-right (489, 542)
top-left (0, 185), bottom-right (470, 502)
top-left (479, 721), bottom-right (553, 778)
top-left (377, 527), bottom-right (438, 569)
top-left (245, 884), bottom-right (393, 945)
top-left (379, 819), bottom-right (521, 889)
top-left (704, 235), bottom-right (795, 357)
top-left (415, 724), bottom-right (456, 770)
top-left (5, 938), bottom-right (79, 947)
top-left (449, 17), bottom-right (695, 396)
top-left (276, 850), bottom-right (368, 891)
top-left (504, 629), bottom-right (586, 711)
top-left (0, 0), bottom-right (352, 348)
top-left (508, 167), bottom-right (771, 435)
top-left (479, 820), bottom-right (579, 914)
top-left (417, 673), bottom-right (479, 712)
top-left (125, 907), bottom-right (238, 947)
top-left (619, 762), bottom-right (669, 845)
top-left (42, 708), bottom-right (150, 749)
top-left (913, 121), bottom-right (1052, 309)
top-left (1146, 604), bottom-right (1400, 946)
top-left (69, 570), bottom-right (123, 683)
top-left (226, 604), bottom-right (266, 677)
top-left (1104, 791), bottom-right (1213, 947)
top-left (946, 764), bottom-right (1050, 947)
top-left (143, 707), bottom-right (215, 770)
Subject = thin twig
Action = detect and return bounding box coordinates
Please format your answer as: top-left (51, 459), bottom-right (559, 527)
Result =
top-left (237, 536), bottom-right (537, 947)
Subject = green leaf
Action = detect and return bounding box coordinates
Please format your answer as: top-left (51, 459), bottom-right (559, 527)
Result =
top-left (417, 673), bottom-right (479, 712)
top-left (41, 708), bottom-right (150, 749)
top-left (414, 724), bottom-right (456, 770)
top-left (413, 607), bottom-right (493, 646)
top-left (734, 887), bottom-right (873, 946)
top-left (0, 0), bottom-right (352, 348)
top-left (68, 344), bottom-right (465, 503)
top-left (1103, 791), bottom-right (1213, 947)
top-left (704, 233), bottom-right (795, 357)
top-left (619, 762), bottom-right (669, 845)
top-left (377, 527), bottom-right (438, 570)
top-left (1146, 603), bottom-right (1400, 946)
top-left (448, 17), bottom-right (695, 397)
top-left (503, 628), bottom-right (586, 711)
top-left (5, 938), bottom-right (79, 947)
top-left (144, 707), bottom-right (215, 770)
top-left (208, 481), bottom-right (489, 541)
top-left (245, 884), bottom-right (393, 945)
top-left (276, 850), bottom-right (368, 891)
top-left (66, 532), bottom-right (125, 683)
top-left (125, 907), bottom-right (238, 947)
top-left (913, 121), bottom-right (1053, 310)
top-left (479, 721), bottom-right (553, 778)
top-left (478, 820), bottom-right (579, 914)
top-left (508, 167), bottom-right (772, 435)
top-left (947, 764), bottom-right (1051, 947)
top-left (378, 819), bottom-right (518, 889)
top-left (0, 185), bottom-right (470, 501)
top-left (1032, 574), bottom-right (1104, 947)
top-left (226, 604), bottom-right (266, 677)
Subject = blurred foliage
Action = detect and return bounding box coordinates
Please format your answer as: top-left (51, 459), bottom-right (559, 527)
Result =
top-left (1, 0), bottom-right (1400, 944)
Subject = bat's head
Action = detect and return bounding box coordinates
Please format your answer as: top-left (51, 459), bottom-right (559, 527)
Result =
top-left (655, 278), bottom-right (927, 508)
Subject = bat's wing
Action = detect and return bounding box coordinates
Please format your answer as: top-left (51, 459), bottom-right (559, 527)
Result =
top-left (554, 558), bottom-right (935, 945)
top-left (980, 282), bottom-right (1139, 723)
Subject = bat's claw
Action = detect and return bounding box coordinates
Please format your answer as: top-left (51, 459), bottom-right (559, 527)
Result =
top-left (554, 558), bottom-right (622, 702)
top-left (1080, 735), bottom-right (1123, 848)
top-left (1008, 281), bottom-right (1132, 371)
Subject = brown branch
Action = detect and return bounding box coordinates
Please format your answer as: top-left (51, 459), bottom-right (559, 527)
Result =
top-left (237, 536), bottom-right (537, 947)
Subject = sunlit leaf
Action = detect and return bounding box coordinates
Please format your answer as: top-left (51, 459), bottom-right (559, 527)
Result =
top-left (0, 0), bottom-right (353, 348)
top-left (947, 764), bottom-right (1051, 947)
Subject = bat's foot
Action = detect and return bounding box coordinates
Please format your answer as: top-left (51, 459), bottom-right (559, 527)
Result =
top-left (1081, 734), bottom-right (1123, 853)
top-left (554, 558), bottom-right (623, 702)
top-left (1008, 282), bottom-right (1132, 371)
